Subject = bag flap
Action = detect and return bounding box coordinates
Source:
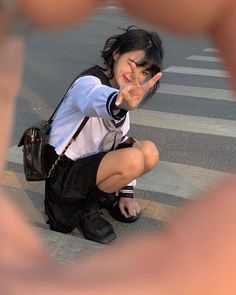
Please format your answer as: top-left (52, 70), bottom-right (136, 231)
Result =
top-left (17, 120), bottom-right (49, 147)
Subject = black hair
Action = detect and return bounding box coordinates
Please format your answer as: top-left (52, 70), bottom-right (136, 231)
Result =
top-left (101, 26), bottom-right (164, 106)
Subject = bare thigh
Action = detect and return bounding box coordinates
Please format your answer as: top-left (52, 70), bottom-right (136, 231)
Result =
top-left (96, 147), bottom-right (145, 190)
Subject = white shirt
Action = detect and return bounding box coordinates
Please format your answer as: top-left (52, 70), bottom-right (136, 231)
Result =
top-left (49, 75), bottom-right (130, 160)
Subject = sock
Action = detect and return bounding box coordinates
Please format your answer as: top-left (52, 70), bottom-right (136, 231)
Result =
top-left (118, 186), bottom-right (134, 198)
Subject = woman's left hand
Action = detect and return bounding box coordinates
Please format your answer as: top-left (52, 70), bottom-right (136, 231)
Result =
top-left (118, 197), bottom-right (141, 218)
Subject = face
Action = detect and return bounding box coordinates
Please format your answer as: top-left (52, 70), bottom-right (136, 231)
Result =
top-left (110, 49), bottom-right (151, 88)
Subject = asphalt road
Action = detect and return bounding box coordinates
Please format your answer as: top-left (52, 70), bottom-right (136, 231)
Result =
top-left (6, 6), bottom-right (236, 241)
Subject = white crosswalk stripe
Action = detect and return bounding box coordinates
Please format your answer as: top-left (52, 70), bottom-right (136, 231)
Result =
top-left (164, 66), bottom-right (229, 78)
top-left (203, 48), bottom-right (218, 52)
top-left (159, 83), bottom-right (235, 102)
top-left (137, 161), bottom-right (231, 199)
top-left (130, 110), bottom-right (236, 138)
top-left (8, 146), bottom-right (232, 200)
top-left (186, 55), bottom-right (223, 63)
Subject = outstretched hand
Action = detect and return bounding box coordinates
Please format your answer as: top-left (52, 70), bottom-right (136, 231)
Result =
top-left (115, 62), bottom-right (162, 110)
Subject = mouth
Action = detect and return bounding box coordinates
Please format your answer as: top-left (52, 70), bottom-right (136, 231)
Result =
top-left (123, 75), bottom-right (132, 83)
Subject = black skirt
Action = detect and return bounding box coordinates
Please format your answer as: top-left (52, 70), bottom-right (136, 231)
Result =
top-left (44, 138), bottom-right (135, 233)
top-left (44, 144), bottom-right (106, 233)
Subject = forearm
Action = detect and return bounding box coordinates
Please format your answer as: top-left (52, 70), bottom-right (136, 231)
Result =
top-left (119, 0), bottom-right (230, 35)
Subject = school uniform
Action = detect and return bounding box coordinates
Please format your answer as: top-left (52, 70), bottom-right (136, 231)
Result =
top-left (44, 66), bottom-right (135, 233)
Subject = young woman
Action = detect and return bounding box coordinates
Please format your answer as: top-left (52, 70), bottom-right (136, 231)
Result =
top-left (44, 26), bottom-right (163, 244)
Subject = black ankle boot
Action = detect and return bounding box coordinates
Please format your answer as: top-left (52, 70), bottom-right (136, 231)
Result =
top-left (80, 208), bottom-right (116, 244)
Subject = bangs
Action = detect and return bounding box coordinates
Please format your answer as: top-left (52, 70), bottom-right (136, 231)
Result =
top-left (135, 46), bottom-right (162, 77)
top-left (136, 46), bottom-right (162, 107)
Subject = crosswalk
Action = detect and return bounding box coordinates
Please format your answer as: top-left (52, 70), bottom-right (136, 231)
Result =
top-left (131, 45), bottom-right (235, 222)
top-left (3, 45), bottom-right (236, 240)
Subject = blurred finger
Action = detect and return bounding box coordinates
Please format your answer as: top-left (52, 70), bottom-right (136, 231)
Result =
top-left (0, 37), bottom-right (24, 177)
top-left (18, 0), bottom-right (101, 29)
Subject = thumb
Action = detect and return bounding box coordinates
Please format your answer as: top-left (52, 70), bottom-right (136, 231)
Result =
top-left (119, 204), bottom-right (129, 219)
top-left (115, 92), bottom-right (123, 107)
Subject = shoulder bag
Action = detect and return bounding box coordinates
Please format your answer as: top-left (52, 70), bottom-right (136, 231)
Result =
top-left (17, 80), bottom-right (89, 181)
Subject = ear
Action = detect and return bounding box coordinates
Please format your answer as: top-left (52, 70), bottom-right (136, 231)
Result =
top-left (113, 49), bottom-right (120, 60)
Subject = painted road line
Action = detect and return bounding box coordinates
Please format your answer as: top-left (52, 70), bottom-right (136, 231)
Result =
top-left (8, 146), bottom-right (231, 200)
top-left (8, 145), bottom-right (24, 165)
top-left (163, 66), bottom-right (229, 78)
top-left (20, 84), bottom-right (53, 118)
top-left (186, 55), bottom-right (223, 63)
top-left (137, 161), bottom-right (231, 200)
top-left (1, 167), bottom-right (177, 223)
top-left (1, 168), bottom-right (178, 225)
top-left (203, 48), bottom-right (218, 52)
top-left (138, 198), bottom-right (178, 222)
top-left (159, 83), bottom-right (235, 102)
top-left (130, 110), bottom-right (236, 138)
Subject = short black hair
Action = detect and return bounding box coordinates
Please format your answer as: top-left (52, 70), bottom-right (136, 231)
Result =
top-left (101, 26), bottom-right (164, 105)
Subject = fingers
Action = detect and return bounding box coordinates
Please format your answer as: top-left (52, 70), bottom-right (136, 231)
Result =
top-left (116, 70), bottom-right (162, 110)
top-left (130, 62), bottom-right (139, 85)
top-left (115, 88), bottom-right (131, 107)
top-left (143, 72), bottom-right (162, 91)
top-left (119, 198), bottom-right (141, 218)
top-left (115, 93), bottom-right (123, 107)
top-left (119, 203), bottom-right (129, 219)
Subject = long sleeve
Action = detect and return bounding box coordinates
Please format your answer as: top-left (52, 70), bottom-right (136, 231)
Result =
top-left (69, 76), bottom-right (126, 121)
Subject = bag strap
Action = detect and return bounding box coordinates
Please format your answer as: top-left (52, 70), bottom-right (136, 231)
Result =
top-left (72, 116), bottom-right (90, 140)
top-left (46, 75), bottom-right (90, 178)
top-left (47, 116), bottom-right (90, 178)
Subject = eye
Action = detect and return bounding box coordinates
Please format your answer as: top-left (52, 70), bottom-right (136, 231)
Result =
top-left (142, 70), bottom-right (149, 76)
top-left (142, 72), bottom-right (153, 83)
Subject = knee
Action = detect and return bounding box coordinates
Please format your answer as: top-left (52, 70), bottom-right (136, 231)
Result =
top-left (137, 140), bottom-right (160, 172)
top-left (122, 149), bottom-right (145, 178)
